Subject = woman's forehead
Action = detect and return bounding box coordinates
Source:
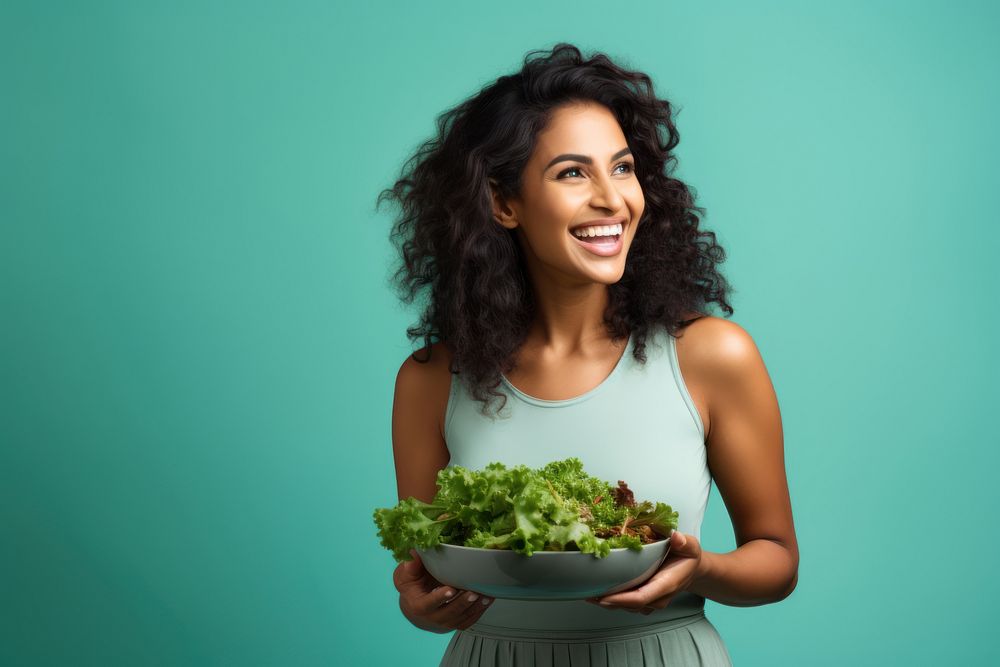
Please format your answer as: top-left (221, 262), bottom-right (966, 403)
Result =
top-left (535, 104), bottom-right (625, 155)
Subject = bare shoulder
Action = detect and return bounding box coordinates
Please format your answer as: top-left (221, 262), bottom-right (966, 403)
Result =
top-left (392, 340), bottom-right (454, 503)
top-left (674, 316), bottom-right (764, 381)
top-left (673, 316), bottom-right (771, 438)
top-left (394, 340), bottom-right (455, 439)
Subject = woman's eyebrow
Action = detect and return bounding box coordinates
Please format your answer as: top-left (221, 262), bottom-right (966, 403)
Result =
top-left (544, 147), bottom-right (632, 170)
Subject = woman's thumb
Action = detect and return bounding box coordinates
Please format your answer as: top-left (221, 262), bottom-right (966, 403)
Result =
top-left (666, 530), bottom-right (687, 554)
top-left (671, 531), bottom-right (700, 555)
top-left (405, 549), bottom-right (423, 574)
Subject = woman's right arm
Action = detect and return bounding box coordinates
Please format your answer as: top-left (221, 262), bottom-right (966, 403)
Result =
top-left (390, 345), bottom-right (493, 633)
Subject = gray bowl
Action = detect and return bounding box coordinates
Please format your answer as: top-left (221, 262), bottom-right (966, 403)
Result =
top-left (417, 536), bottom-right (671, 601)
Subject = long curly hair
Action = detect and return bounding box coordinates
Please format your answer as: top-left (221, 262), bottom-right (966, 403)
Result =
top-left (376, 43), bottom-right (734, 418)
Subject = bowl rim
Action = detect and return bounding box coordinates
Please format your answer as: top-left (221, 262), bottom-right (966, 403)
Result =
top-left (417, 535), bottom-right (671, 555)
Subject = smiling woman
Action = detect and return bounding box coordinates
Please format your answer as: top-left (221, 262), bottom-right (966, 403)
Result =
top-left (376, 43), bottom-right (797, 667)
top-left (492, 103), bottom-right (642, 271)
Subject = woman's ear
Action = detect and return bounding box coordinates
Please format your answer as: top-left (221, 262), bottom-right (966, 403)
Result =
top-left (489, 179), bottom-right (518, 230)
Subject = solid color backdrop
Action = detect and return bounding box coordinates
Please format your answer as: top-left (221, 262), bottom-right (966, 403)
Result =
top-left (2, 1), bottom-right (997, 665)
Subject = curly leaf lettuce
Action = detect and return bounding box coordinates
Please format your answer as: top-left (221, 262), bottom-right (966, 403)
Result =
top-left (373, 458), bottom-right (678, 561)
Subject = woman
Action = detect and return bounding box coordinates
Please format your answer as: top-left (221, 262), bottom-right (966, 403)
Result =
top-left (377, 43), bottom-right (798, 666)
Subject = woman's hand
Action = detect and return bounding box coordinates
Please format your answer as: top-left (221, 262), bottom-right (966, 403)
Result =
top-left (586, 531), bottom-right (703, 615)
top-left (393, 550), bottom-right (494, 633)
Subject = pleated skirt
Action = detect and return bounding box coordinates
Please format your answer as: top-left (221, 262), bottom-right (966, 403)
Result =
top-left (439, 611), bottom-right (732, 666)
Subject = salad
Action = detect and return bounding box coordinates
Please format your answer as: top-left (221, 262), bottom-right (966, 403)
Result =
top-left (374, 457), bottom-right (678, 561)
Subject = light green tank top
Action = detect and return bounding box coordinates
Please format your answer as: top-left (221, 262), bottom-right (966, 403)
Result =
top-left (444, 323), bottom-right (712, 632)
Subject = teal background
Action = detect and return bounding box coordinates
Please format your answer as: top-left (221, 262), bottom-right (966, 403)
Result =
top-left (2, 1), bottom-right (997, 665)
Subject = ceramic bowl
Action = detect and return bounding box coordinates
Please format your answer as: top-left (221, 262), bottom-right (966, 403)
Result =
top-left (417, 536), bottom-right (671, 601)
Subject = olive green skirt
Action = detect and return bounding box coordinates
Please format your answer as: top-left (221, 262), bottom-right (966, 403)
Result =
top-left (440, 611), bottom-right (732, 666)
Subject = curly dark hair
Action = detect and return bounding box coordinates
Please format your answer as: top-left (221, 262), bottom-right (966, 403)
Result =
top-left (375, 42), bottom-right (734, 418)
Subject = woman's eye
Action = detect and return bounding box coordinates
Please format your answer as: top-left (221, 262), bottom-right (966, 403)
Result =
top-left (558, 163), bottom-right (634, 179)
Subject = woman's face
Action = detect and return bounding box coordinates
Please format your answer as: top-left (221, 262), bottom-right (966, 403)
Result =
top-left (492, 101), bottom-right (645, 287)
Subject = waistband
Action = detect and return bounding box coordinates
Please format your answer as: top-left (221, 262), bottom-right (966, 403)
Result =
top-left (460, 610), bottom-right (706, 643)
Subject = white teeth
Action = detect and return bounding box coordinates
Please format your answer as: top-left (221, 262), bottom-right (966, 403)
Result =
top-left (571, 222), bottom-right (623, 238)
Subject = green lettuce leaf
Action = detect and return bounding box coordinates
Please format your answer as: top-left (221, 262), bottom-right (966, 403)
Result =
top-left (628, 501), bottom-right (680, 539)
top-left (372, 458), bottom-right (678, 561)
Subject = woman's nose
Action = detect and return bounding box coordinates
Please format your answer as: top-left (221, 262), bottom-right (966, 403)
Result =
top-left (589, 172), bottom-right (625, 211)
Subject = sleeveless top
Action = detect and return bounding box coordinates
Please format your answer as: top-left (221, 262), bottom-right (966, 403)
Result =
top-left (443, 323), bottom-right (712, 633)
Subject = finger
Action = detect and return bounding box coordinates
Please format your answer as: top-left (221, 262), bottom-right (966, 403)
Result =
top-left (455, 596), bottom-right (494, 630)
top-left (597, 568), bottom-right (676, 608)
top-left (394, 556), bottom-right (444, 596)
top-left (392, 563), bottom-right (413, 592)
top-left (601, 595), bottom-right (658, 609)
top-left (432, 590), bottom-right (489, 626)
top-left (596, 590), bottom-right (654, 608)
top-left (393, 561), bottom-right (428, 594)
top-left (631, 593), bottom-right (676, 616)
top-left (415, 568), bottom-right (445, 594)
top-left (649, 593), bottom-right (675, 609)
top-left (587, 599), bottom-right (639, 612)
top-left (410, 584), bottom-right (458, 615)
top-left (615, 606), bottom-right (641, 613)
top-left (393, 551), bottom-right (425, 587)
top-left (669, 532), bottom-right (701, 557)
top-left (409, 550), bottom-right (448, 591)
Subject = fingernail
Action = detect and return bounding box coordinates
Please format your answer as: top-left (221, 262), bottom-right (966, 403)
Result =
top-left (443, 589), bottom-right (454, 598)
top-left (467, 593), bottom-right (479, 602)
top-left (481, 597), bottom-right (492, 605)
top-left (599, 601), bottom-right (612, 606)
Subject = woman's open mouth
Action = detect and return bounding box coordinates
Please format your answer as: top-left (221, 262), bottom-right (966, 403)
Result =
top-left (568, 221), bottom-right (625, 257)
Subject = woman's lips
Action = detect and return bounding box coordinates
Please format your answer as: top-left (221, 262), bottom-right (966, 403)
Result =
top-left (569, 225), bottom-right (625, 257)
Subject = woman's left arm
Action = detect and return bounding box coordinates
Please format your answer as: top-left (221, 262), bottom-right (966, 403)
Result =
top-left (593, 319), bottom-right (798, 611)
